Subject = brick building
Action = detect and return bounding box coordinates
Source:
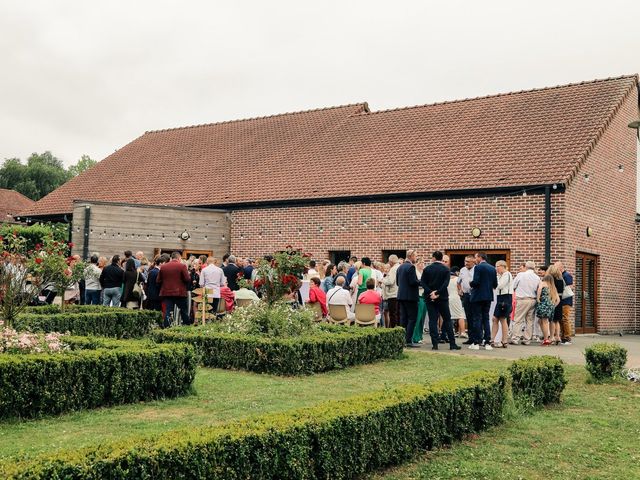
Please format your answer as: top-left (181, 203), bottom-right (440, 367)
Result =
top-left (20, 75), bottom-right (640, 334)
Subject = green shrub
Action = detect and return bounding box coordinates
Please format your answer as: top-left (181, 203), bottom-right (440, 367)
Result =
top-left (0, 370), bottom-right (507, 479)
top-left (15, 306), bottom-right (161, 338)
top-left (216, 301), bottom-right (317, 337)
top-left (0, 222), bottom-right (67, 252)
top-left (584, 343), bottom-right (628, 382)
top-left (151, 325), bottom-right (406, 375)
top-left (509, 355), bottom-right (567, 407)
top-left (0, 337), bottom-right (197, 419)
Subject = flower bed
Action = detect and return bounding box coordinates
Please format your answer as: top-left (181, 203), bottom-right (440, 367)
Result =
top-left (0, 337), bottom-right (197, 419)
top-left (151, 324), bottom-right (406, 375)
top-left (0, 370), bottom-right (507, 479)
top-left (15, 306), bottom-right (161, 338)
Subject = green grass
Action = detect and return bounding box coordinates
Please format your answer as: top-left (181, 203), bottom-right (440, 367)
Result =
top-left (0, 351), bottom-right (501, 460)
top-left (371, 366), bottom-right (640, 480)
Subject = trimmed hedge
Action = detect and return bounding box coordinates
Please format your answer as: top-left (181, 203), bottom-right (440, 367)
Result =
top-left (0, 370), bottom-right (507, 479)
top-left (0, 337), bottom-right (197, 419)
top-left (151, 325), bottom-right (406, 375)
top-left (15, 307), bottom-right (161, 338)
top-left (585, 342), bottom-right (628, 381)
top-left (508, 355), bottom-right (567, 407)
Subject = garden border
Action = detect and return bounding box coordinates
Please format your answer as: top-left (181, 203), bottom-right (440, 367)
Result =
top-left (0, 337), bottom-right (197, 419)
top-left (0, 369), bottom-right (507, 479)
top-left (15, 306), bottom-right (161, 338)
top-left (151, 324), bottom-right (406, 375)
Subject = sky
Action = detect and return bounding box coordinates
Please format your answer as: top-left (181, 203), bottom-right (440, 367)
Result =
top-left (1, 0), bottom-right (639, 167)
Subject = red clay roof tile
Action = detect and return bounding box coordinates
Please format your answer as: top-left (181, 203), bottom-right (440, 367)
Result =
top-left (21, 75), bottom-right (638, 217)
top-left (0, 188), bottom-right (35, 222)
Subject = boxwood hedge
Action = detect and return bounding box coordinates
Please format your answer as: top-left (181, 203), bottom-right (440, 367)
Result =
top-left (151, 325), bottom-right (406, 375)
top-left (0, 369), bottom-right (507, 479)
top-left (584, 342), bottom-right (628, 382)
top-left (0, 337), bottom-right (197, 419)
top-left (509, 355), bottom-right (567, 407)
top-left (15, 306), bottom-right (161, 338)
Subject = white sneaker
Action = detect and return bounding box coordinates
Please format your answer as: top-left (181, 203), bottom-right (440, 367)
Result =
top-left (460, 332), bottom-right (469, 338)
top-left (484, 344), bottom-right (493, 351)
top-left (468, 344), bottom-right (480, 350)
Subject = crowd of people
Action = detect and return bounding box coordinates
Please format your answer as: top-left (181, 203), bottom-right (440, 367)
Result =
top-left (304, 250), bottom-right (574, 351)
top-left (66, 247), bottom-right (575, 350)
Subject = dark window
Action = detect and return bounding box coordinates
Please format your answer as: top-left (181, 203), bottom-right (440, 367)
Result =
top-left (382, 249), bottom-right (407, 262)
top-left (445, 249), bottom-right (510, 270)
top-left (329, 250), bottom-right (351, 265)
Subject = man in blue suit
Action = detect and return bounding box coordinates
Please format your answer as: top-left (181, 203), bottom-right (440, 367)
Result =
top-left (469, 252), bottom-right (497, 350)
top-left (396, 249), bottom-right (421, 347)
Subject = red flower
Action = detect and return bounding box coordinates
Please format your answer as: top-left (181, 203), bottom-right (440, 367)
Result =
top-left (68, 242), bottom-right (75, 248)
top-left (35, 243), bottom-right (42, 250)
top-left (302, 252), bottom-right (312, 258)
top-left (253, 279), bottom-right (265, 289)
top-left (53, 241), bottom-right (59, 246)
top-left (0, 236), bottom-right (3, 242)
top-left (35, 257), bottom-right (43, 264)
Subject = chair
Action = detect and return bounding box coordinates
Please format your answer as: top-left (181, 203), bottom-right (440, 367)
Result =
top-left (308, 302), bottom-right (324, 322)
top-left (354, 303), bottom-right (378, 327)
top-left (217, 298), bottom-right (227, 315)
top-left (328, 304), bottom-right (351, 325)
top-left (236, 298), bottom-right (252, 308)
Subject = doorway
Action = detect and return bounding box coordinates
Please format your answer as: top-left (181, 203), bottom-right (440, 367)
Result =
top-left (445, 249), bottom-right (510, 270)
top-left (575, 252), bottom-right (597, 334)
top-left (329, 250), bottom-right (351, 265)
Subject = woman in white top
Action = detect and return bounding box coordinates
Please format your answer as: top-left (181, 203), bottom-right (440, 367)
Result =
top-left (491, 260), bottom-right (513, 348)
top-left (448, 268), bottom-right (467, 338)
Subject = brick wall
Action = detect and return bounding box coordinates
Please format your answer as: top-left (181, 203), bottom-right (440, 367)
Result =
top-left (636, 219), bottom-right (640, 333)
top-left (231, 192), bottom-right (563, 273)
top-left (563, 88), bottom-right (638, 334)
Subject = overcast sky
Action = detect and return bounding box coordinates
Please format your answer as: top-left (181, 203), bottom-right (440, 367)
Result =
top-left (1, 1), bottom-right (639, 166)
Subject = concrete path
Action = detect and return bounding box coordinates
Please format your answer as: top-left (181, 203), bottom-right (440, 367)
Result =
top-left (415, 334), bottom-right (640, 367)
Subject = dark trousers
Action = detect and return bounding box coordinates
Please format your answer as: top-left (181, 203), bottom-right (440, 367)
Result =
top-left (427, 299), bottom-right (456, 348)
top-left (471, 300), bottom-right (491, 345)
top-left (399, 299), bottom-right (418, 344)
top-left (146, 297), bottom-right (162, 311)
top-left (387, 298), bottom-right (400, 328)
top-left (462, 293), bottom-right (473, 328)
top-left (85, 289), bottom-right (101, 305)
top-left (162, 296), bottom-right (190, 328)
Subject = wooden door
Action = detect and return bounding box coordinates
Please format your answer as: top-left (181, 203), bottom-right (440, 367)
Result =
top-left (574, 252), bottom-right (598, 334)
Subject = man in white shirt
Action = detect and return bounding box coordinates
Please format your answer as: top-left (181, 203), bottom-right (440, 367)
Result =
top-left (457, 255), bottom-right (475, 344)
top-left (199, 257), bottom-right (227, 312)
top-left (326, 276), bottom-right (355, 321)
top-left (510, 261), bottom-right (540, 345)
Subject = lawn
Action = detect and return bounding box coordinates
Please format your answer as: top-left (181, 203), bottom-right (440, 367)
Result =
top-left (371, 366), bottom-right (640, 480)
top-left (0, 351), bottom-right (500, 460)
top-left (2, 351), bottom-right (638, 480)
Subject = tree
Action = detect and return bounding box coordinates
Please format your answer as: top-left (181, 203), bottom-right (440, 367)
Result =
top-left (0, 152), bottom-right (71, 200)
top-left (68, 155), bottom-right (97, 177)
top-left (0, 152), bottom-right (97, 201)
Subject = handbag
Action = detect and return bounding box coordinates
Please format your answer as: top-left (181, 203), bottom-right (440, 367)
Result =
top-left (561, 282), bottom-right (574, 300)
top-left (132, 272), bottom-right (143, 301)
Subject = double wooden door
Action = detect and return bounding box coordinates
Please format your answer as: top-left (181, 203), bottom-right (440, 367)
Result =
top-left (574, 252), bottom-right (597, 334)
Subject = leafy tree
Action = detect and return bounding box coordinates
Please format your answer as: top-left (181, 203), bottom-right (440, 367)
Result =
top-left (0, 152), bottom-right (96, 201)
top-left (68, 155), bottom-right (97, 177)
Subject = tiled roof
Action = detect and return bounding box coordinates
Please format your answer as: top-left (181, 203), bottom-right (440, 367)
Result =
top-left (21, 75), bottom-right (638, 217)
top-left (0, 188), bottom-right (35, 222)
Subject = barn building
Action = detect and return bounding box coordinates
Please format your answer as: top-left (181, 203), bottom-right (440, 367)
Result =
top-left (19, 75), bottom-right (640, 334)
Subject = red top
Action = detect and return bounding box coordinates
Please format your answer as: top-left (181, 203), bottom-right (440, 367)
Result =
top-left (220, 286), bottom-right (235, 312)
top-left (308, 285), bottom-right (327, 316)
top-left (358, 290), bottom-right (381, 315)
top-left (157, 260), bottom-right (190, 297)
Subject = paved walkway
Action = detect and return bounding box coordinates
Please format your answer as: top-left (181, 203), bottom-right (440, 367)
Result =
top-left (415, 334), bottom-right (640, 367)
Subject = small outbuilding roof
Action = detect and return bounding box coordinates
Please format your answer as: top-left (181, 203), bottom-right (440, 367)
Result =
top-left (21, 75), bottom-right (639, 218)
top-left (0, 188), bottom-right (35, 223)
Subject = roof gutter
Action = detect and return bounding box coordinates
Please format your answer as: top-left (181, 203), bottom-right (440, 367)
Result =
top-left (18, 183), bottom-right (565, 220)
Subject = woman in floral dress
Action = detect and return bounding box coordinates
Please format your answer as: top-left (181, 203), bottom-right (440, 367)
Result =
top-left (535, 274), bottom-right (560, 346)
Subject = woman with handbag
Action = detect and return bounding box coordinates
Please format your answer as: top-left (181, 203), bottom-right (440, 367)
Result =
top-left (121, 258), bottom-right (142, 309)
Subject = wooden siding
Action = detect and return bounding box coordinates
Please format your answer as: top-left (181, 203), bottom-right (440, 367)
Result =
top-left (71, 201), bottom-right (230, 261)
